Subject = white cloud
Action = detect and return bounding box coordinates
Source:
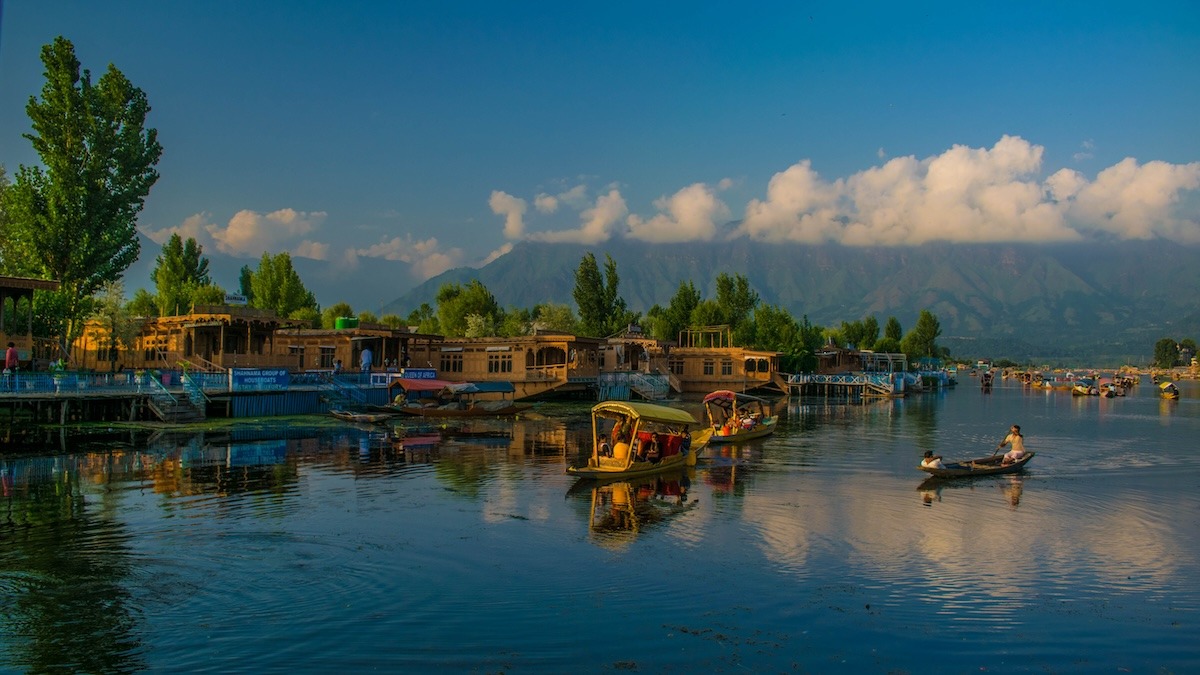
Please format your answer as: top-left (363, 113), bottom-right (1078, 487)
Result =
top-left (627, 183), bottom-right (730, 243)
top-left (530, 189), bottom-right (628, 244)
top-left (354, 234), bottom-right (465, 280)
top-left (141, 212), bottom-right (216, 246)
top-left (209, 208), bottom-right (327, 256)
top-left (534, 193), bottom-right (558, 214)
top-left (293, 240), bottom-right (330, 260)
top-left (480, 242), bottom-right (514, 266)
top-left (489, 191), bottom-right (527, 239)
top-left (489, 136), bottom-right (1200, 248)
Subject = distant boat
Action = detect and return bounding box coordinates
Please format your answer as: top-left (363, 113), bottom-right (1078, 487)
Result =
top-left (918, 451), bottom-right (1035, 478)
top-left (330, 409), bottom-right (394, 424)
top-left (1160, 381), bottom-right (1181, 400)
top-left (386, 378), bottom-right (534, 417)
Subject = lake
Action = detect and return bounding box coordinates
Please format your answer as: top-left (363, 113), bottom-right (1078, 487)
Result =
top-left (2, 376), bottom-right (1198, 673)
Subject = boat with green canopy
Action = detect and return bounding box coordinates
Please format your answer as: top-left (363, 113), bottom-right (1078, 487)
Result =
top-left (567, 401), bottom-right (713, 479)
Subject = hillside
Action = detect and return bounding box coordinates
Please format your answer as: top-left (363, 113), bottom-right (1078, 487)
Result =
top-left (378, 239), bottom-right (1200, 365)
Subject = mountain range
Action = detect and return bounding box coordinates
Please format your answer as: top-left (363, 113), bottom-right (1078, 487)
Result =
top-left (126, 233), bottom-right (1199, 365)
top-left (378, 239), bottom-right (1200, 366)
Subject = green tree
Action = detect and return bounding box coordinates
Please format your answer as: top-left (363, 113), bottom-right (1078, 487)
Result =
top-left (322, 302), bottom-right (355, 328)
top-left (249, 251), bottom-right (317, 318)
top-left (572, 253), bottom-right (634, 337)
top-left (861, 316), bottom-right (879, 350)
top-left (533, 303), bottom-right (578, 334)
top-left (884, 316), bottom-right (903, 342)
top-left (874, 336), bottom-right (902, 354)
top-left (750, 304), bottom-right (799, 353)
top-left (646, 280), bottom-right (701, 342)
top-left (715, 273), bottom-right (760, 333)
top-left (238, 265), bottom-right (255, 303)
top-left (151, 234), bottom-right (213, 316)
top-left (90, 280), bottom-right (142, 371)
top-left (357, 311), bottom-right (379, 325)
top-left (290, 307), bottom-right (321, 328)
top-left (1153, 337), bottom-right (1178, 369)
top-left (125, 288), bottom-right (157, 317)
top-left (436, 280), bottom-right (501, 338)
top-left (901, 310), bottom-right (942, 360)
top-left (406, 303), bottom-right (439, 334)
top-left (3, 36), bottom-right (162, 352)
top-left (379, 314), bottom-right (405, 329)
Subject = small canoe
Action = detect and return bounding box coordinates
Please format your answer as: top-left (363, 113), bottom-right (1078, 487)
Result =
top-left (918, 451), bottom-right (1035, 478)
top-left (330, 409), bottom-right (394, 424)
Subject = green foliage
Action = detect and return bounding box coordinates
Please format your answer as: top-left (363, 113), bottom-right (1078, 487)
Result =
top-left (379, 314), bottom-right (405, 329)
top-left (406, 303), bottom-right (439, 334)
top-left (238, 265), bottom-right (255, 302)
top-left (464, 313), bottom-right (498, 338)
top-left (689, 300), bottom-right (725, 330)
top-left (884, 316), bottom-right (903, 342)
top-left (249, 251), bottom-right (317, 318)
top-left (151, 234), bottom-right (214, 316)
top-left (873, 336), bottom-right (902, 354)
top-left (572, 253), bottom-right (634, 337)
top-left (715, 273), bottom-right (760, 331)
top-left (436, 280), bottom-right (501, 338)
top-left (192, 284), bottom-right (226, 305)
top-left (322, 302), bottom-right (355, 328)
top-left (646, 281), bottom-right (701, 342)
top-left (126, 288), bottom-right (157, 317)
top-left (2, 36), bottom-right (162, 350)
top-left (861, 316), bottom-right (879, 350)
top-left (289, 307), bottom-right (321, 328)
top-left (90, 280), bottom-right (141, 368)
top-left (533, 303), bottom-right (578, 335)
top-left (901, 310), bottom-right (942, 359)
top-left (357, 311), bottom-right (379, 325)
top-left (1153, 337), bottom-right (1178, 369)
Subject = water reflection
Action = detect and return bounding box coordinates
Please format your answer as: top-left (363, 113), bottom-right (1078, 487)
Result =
top-left (918, 474), bottom-right (1026, 509)
top-left (569, 471), bottom-right (696, 550)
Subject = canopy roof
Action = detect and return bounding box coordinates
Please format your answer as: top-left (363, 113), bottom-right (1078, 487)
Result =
top-left (592, 401), bottom-right (698, 426)
top-left (1159, 381), bottom-right (1178, 390)
top-left (387, 377), bottom-right (459, 392)
top-left (702, 389), bottom-right (769, 405)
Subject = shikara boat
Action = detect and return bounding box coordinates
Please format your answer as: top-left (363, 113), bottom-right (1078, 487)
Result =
top-left (1072, 378), bottom-right (1099, 396)
top-left (387, 378), bottom-right (534, 417)
top-left (918, 451), bottom-right (1035, 478)
top-left (567, 401), bottom-right (712, 479)
top-left (1160, 381), bottom-right (1181, 400)
top-left (330, 409), bottom-right (394, 424)
top-left (702, 390), bottom-right (778, 444)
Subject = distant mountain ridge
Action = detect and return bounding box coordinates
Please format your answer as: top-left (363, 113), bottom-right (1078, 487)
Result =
top-left (380, 239), bottom-right (1200, 365)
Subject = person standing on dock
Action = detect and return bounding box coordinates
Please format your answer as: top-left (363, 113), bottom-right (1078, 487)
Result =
top-left (4, 342), bottom-right (17, 372)
top-left (360, 347), bottom-right (373, 373)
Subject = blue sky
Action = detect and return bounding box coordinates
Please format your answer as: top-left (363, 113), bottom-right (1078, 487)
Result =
top-left (2, 2), bottom-right (1198, 288)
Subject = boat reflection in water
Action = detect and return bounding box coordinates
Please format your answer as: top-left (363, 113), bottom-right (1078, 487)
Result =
top-left (571, 470), bottom-right (697, 549)
top-left (918, 474), bottom-right (1027, 509)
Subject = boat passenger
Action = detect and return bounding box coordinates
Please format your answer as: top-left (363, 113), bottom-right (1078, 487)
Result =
top-left (921, 451), bottom-right (945, 469)
top-left (998, 424), bottom-right (1027, 464)
top-left (643, 433), bottom-right (662, 463)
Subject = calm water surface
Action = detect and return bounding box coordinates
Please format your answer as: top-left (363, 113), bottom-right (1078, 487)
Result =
top-left (2, 378), bottom-right (1198, 673)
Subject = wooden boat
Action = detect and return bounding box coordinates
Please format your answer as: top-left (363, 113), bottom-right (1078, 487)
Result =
top-left (980, 371), bottom-right (994, 390)
top-left (918, 451), bottom-right (1035, 478)
top-left (567, 401), bottom-right (712, 479)
top-left (1072, 378), bottom-right (1099, 396)
top-left (702, 390), bottom-right (779, 444)
top-left (330, 409), bottom-right (394, 424)
top-left (1160, 381), bottom-right (1181, 400)
top-left (386, 378), bottom-right (534, 417)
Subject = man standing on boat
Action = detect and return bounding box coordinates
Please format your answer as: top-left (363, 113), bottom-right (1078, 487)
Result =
top-left (360, 347), bottom-right (373, 373)
top-left (998, 425), bottom-right (1027, 464)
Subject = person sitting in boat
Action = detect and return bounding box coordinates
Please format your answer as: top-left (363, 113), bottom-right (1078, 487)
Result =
top-left (638, 434), bottom-right (662, 463)
top-left (998, 424), bottom-right (1027, 464)
top-left (921, 451), bottom-right (945, 469)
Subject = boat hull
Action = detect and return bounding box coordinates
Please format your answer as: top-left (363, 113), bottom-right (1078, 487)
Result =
top-left (706, 417), bottom-right (778, 444)
top-left (918, 452), bottom-right (1035, 478)
top-left (389, 403), bottom-right (534, 418)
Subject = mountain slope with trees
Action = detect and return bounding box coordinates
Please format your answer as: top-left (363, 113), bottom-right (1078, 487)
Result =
top-left (381, 239), bottom-right (1200, 363)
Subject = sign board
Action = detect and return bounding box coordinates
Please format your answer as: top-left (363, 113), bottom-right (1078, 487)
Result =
top-left (230, 368), bottom-right (290, 391)
top-left (400, 368), bottom-right (438, 379)
top-left (225, 293), bottom-right (248, 305)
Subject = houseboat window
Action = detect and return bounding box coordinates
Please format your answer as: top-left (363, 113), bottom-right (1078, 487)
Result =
top-left (745, 359), bottom-right (757, 373)
top-left (721, 360), bottom-right (733, 376)
top-left (488, 353), bottom-right (512, 373)
top-left (319, 346), bottom-right (335, 368)
top-left (758, 358), bottom-right (770, 372)
top-left (668, 359), bottom-right (683, 375)
top-left (703, 360), bottom-right (714, 376)
top-left (440, 352), bottom-right (463, 373)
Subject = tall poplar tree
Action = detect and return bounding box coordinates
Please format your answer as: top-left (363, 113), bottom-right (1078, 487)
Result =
top-left (572, 253), bottom-right (634, 337)
top-left (249, 252), bottom-right (318, 318)
top-left (151, 234), bottom-right (213, 316)
top-left (3, 36), bottom-right (162, 353)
